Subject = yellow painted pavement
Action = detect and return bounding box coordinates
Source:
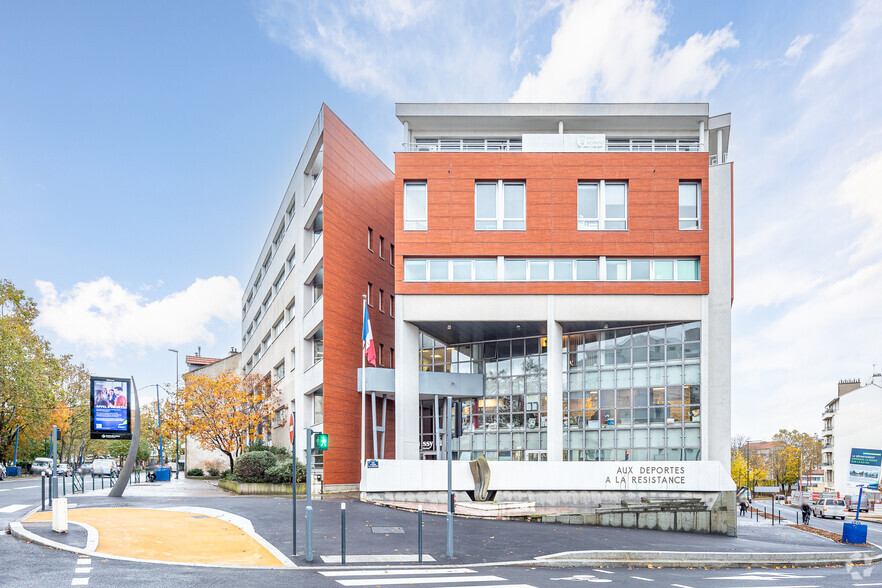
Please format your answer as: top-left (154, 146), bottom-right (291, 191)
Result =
top-left (26, 508), bottom-right (285, 566)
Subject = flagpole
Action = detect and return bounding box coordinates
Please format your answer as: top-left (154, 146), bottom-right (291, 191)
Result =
top-left (361, 294), bottom-right (366, 480)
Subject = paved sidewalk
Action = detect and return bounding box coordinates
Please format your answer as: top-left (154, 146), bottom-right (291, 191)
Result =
top-left (9, 478), bottom-right (882, 570)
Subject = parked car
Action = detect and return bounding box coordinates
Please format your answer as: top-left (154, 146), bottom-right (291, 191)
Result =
top-left (91, 459), bottom-right (117, 477)
top-left (56, 463), bottom-right (72, 477)
top-left (812, 498), bottom-right (846, 519)
top-left (844, 494), bottom-right (870, 513)
top-left (78, 462), bottom-right (93, 475)
top-left (30, 458), bottom-right (53, 475)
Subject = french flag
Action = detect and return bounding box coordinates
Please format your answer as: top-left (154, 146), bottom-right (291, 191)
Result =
top-left (362, 300), bottom-right (377, 366)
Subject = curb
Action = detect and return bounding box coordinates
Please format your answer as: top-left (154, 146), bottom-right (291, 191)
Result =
top-left (515, 545), bottom-right (882, 569)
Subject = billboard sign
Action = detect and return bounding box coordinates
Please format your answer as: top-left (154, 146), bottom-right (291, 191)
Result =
top-left (848, 448), bottom-right (882, 489)
top-left (90, 377), bottom-right (132, 440)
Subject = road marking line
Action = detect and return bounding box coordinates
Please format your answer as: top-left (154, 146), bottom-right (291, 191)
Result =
top-left (593, 569), bottom-right (614, 574)
top-left (630, 578), bottom-right (653, 582)
top-left (671, 584), bottom-right (694, 588)
top-left (854, 584), bottom-right (882, 586)
top-left (75, 567), bottom-right (92, 574)
top-left (336, 576), bottom-right (505, 586)
top-left (71, 579), bottom-right (88, 586)
top-left (0, 504), bottom-right (30, 513)
top-left (434, 585), bottom-right (537, 588)
top-left (77, 559), bottom-right (92, 565)
top-left (321, 569), bottom-right (476, 577)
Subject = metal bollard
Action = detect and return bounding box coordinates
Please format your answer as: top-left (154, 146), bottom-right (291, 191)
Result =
top-left (63, 475), bottom-right (66, 496)
top-left (101, 475), bottom-right (104, 489)
top-left (305, 505), bottom-right (313, 562)
top-left (92, 473), bottom-right (95, 490)
top-left (418, 505), bottom-right (423, 564)
top-left (48, 475), bottom-right (53, 508)
top-left (41, 473), bottom-right (46, 511)
top-left (341, 503), bottom-right (346, 565)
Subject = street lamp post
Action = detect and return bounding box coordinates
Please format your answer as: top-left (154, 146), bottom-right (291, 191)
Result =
top-left (169, 348), bottom-right (180, 479)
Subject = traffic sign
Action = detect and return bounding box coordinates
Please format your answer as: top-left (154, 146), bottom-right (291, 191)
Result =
top-left (289, 413), bottom-right (294, 444)
top-left (314, 433), bottom-right (329, 451)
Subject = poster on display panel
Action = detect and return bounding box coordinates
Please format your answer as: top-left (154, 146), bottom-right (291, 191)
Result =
top-left (848, 447), bottom-right (882, 489)
top-left (90, 376), bottom-right (132, 440)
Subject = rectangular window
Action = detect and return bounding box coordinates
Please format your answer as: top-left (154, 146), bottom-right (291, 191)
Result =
top-left (379, 289), bottom-right (385, 312)
top-left (313, 392), bottom-right (323, 425)
top-left (404, 182), bottom-right (428, 230)
top-left (578, 181), bottom-right (628, 230)
top-left (272, 317), bottom-right (283, 339)
top-left (389, 244), bottom-right (394, 266)
top-left (504, 259), bottom-right (527, 280)
top-left (404, 259), bottom-right (427, 281)
top-left (379, 236), bottom-right (385, 259)
top-left (313, 336), bottom-right (324, 363)
top-left (378, 343), bottom-right (384, 367)
top-left (368, 227), bottom-right (374, 251)
top-left (286, 247), bottom-right (296, 272)
top-left (367, 282), bottom-right (373, 306)
top-left (475, 181), bottom-right (526, 230)
top-left (553, 259), bottom-right (573, 281)
top-left (274, 361), bottom-right (285, 382)
top-left (273, 270), bottom-right (284, 296)
top-left (262, 334), bottom-right (271, 353)
top-left (475, 259), bottom-right (497, 280)
top-left (607, 259), bottom-right (627, 281)
top-left (576, 259), bottom-right (598, 281)
top-left (262, 293), bottom-right (271, 313)
top-left (286, 197), bottom-right (296, 222)
top-left (390, 295), bottom-right (395, 317)
top-left (429, 260), bottom-right (448, 281)
top-left (273, 224), bottom-right (285, 252)
top-left (679, 182), bottom-right (700, 229)
top-left (390, 347), bottom-right (395, 369)
top-left (677, 259), bottom-right (700, 281)
top-left (286, 297), bottom-right (296, 324)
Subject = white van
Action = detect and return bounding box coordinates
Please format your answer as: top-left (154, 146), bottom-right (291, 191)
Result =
top-left (29, 458), bottom-right (53, 475)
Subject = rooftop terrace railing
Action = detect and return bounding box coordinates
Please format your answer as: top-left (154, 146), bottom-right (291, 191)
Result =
top-left (402, 137), bottom-right (704, 153)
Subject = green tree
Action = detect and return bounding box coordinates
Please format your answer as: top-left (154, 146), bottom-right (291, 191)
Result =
top-left (0, 280), bottom-right (58, 461)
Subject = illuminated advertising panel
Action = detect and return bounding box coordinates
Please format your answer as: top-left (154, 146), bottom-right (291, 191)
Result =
top-left (90, 376), bottom-right (132, 440)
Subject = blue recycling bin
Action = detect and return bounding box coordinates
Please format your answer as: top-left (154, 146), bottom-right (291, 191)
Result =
top-left (6, 466), bottom-right (20, 477)
top-left (842, 521), bottom-right (868, 544)
top-left (155, 467), bottom-right (171, 482)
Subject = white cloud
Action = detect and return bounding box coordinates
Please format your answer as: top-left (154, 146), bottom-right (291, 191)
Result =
top-left (805, 0), bottom-right (882, 81)
top-left (510, 0), bottom-right (738, 102)
top-left (255, 0), bottom-right (514, 102)
top-left (35, 276), bottom-right (242, 358)
top-left (785, 34), bottom-right (813, 60)
top-left (836, 150), bottom-right (882, 263)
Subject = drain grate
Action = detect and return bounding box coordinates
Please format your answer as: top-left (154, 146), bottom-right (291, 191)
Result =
top-left (371, 526), bottom-right (404, 534)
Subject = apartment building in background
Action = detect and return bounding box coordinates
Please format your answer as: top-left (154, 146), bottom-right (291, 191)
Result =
top-left (240, 105), bottom-right (394, 489)
top-left (821, 375), bottom-right (882, 494)
top-left (359, 103), bottom-right (737, 535)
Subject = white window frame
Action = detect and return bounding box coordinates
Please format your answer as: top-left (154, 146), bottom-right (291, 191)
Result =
top-left (274, 361), bottom-right (285, 382)
top-left (286, 297), bottom-right (296, 324)
top-left (404, 182), bottom-right (428, 230)
top-left (679, 181), bottom-right (701, 230)
top-left (475, 180), bottom-right (526, 231)
top-left (578, 181), bottom-right (628, 230)
top-left (286, 246), bottom-right (296, 272)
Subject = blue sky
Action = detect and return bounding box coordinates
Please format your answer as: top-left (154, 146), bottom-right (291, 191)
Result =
top-left (2, 1), bottom-right (880, 440)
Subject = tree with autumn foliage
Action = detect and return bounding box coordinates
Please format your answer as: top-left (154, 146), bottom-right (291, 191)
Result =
top-left (164, 370), bottom-right (278, 472)
top-left (0, 280), bottom-right (59, 461)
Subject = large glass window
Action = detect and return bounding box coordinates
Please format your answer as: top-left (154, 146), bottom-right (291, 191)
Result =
top-left (420, 333), bottom-right (548, 462)
top-left (404, 182), bottom-right (428, 230)
top-left (563, 322), bottom-right (701, 462)
top-left (679, 182), bottom-right (700, 230)
top-left (475, 181), bottom-right (526, 230)
top-left (578, 181), bottom-right (628, 230)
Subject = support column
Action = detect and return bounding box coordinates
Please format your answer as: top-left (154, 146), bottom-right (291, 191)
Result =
top-left (699, 120), bottom-right (706, 152)
top-left (395, 316), bottom-right (421, 460)
top-left (716, 129), bottom-right (724, 163)
top-left (546, 296), bottom-right (563, 461)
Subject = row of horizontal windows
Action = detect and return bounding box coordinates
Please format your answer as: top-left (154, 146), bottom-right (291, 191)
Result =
top-left (403, 180), bottom-right (701, 232)
top-left (403, 257), bottom-right (700, 282)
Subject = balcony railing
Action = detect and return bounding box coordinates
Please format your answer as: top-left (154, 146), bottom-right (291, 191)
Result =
top-left (822, 444), bottom-right (834, 451)
top-left (402, 137), bottom-right (702, 154)
top-left (403, 139), bottom-right (522, 152)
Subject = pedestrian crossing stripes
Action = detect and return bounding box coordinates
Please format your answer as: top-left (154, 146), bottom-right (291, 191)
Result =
top-left (319, 568), bottom-right (536, 587)
top-left (0, 504), bottom-right (30, 513)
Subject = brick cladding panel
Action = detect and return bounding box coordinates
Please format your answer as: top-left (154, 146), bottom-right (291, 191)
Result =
top-left (393, 152), bottom-right (710, 296)
top-left (321, 105), bottom-right (396, 485)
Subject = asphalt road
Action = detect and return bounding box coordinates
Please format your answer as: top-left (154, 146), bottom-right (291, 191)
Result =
top-left (2, 480), bottom-right (881, 587)
top-left (752, 497), bottom-right (882, 541)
